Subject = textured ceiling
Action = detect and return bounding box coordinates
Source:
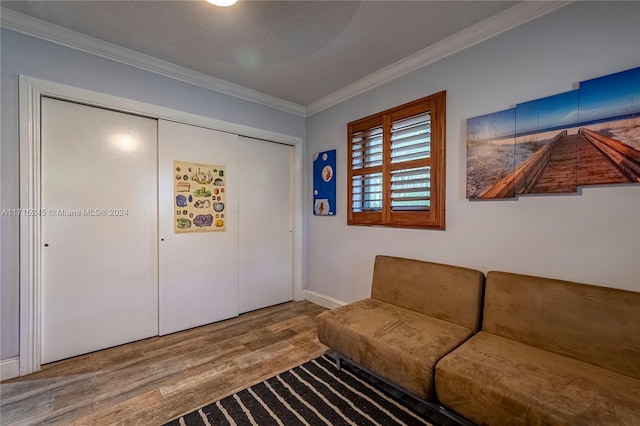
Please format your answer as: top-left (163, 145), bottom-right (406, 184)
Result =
top-left (2, 1), bottom-right (519, 106)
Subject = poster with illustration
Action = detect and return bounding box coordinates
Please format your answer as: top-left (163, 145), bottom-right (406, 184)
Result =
top-left (174, 160), bottom-right (226, 233)
top-left (313, 150), bottom-right (336, 216)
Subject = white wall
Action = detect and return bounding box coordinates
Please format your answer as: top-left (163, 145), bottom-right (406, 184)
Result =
top-left (306, 1), bottom-right (640, 304)
top-left (0, 29), bottom-right (306, 361)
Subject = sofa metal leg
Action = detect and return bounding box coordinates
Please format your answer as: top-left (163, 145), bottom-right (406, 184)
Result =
top-left (336, 355), bottom-right (342, 371)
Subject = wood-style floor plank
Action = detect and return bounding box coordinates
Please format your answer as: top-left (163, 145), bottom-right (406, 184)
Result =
top-left (0, 301), bottom-right (328, 425)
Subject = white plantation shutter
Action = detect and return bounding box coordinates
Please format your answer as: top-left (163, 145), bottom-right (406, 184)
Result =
top-left (390, 167), bottom-right (430, 211)
top-left (347, 92), bottom-right (445, 229)
top-left (351, 125), bottom-right (384, 212)
top-left (351, 126), bottom-right (383, 170)
top-left (390, 113), bottom-right (431, 211)
top-left (390, 113), bottom-right (430, 164)
top-left (352, 172), bottom-right (383, 212)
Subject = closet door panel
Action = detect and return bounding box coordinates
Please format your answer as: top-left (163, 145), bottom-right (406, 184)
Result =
top-left (158, 120), bottom-right (239, 335)
top-left (41, 98), bottom-right (158, 363)
top-left (239, 137), bottom-right (293, 313)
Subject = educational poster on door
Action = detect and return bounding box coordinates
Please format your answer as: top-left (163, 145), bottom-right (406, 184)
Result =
top-left (173, 160), bottom-right (226, 233)
top-left (313, 149), bottom-right (336, 216)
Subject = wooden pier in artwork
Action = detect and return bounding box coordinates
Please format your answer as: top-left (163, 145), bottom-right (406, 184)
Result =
top-left (480, 128), bottom-right (640, 199)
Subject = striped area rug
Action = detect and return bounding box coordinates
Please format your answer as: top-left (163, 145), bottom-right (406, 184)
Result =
top-left (165, 355), bottom-right (436, 426)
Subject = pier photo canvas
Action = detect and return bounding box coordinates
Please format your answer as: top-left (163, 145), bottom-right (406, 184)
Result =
top-left (467, 66), bottom-right (640, 200)
top-left (466, 109), bottom-right (516, 199)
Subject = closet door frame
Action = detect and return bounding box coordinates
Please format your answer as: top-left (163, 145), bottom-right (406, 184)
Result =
top-left (18, 75), bottom-right (304, 376)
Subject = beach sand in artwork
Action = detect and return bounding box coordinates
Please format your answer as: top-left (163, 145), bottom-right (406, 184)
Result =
top-left (585, 117), bottom-right (640, 150)
top-left (466, 137), bottom-right (515, 199)
top-left (466, 116), bottom-right (640, 199)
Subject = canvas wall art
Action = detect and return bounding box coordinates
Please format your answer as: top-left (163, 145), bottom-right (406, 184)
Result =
top-left (467, 67), bottom-right (640, 200)
top-left (313, 149), bottom-right (336, 216)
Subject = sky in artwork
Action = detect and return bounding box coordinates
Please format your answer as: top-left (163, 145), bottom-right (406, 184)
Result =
top-left (516, 90), bottom-right (579, 135)
top-left (467, 108), bottom-right (515, 142)
top-left (467, 67), bottom-right (640, 140)
top-left (579, 67), bottom-right (640, 123)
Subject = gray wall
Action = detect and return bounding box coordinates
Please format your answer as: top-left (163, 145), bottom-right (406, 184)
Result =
top-left (0, 28), bottom-right (306, 360)
top-left (306, 1), bottom-right (640, 304)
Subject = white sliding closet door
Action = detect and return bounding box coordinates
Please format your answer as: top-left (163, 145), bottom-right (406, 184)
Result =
top-left (158, 120), bottom-right (240, 335)
top-left (41, 98), bottom-right (158, 364)
top-left (239, 137), bottom-right (293, 313)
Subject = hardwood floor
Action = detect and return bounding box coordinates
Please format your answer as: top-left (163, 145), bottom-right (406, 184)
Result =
top-left (0, 301), bottom-right (328, 425)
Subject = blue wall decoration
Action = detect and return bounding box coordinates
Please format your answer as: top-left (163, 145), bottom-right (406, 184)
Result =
top-left (313, 149), bottom-right (336, 216)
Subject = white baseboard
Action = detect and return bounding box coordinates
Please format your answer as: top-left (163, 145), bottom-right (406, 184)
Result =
top-left (1, 357), bottom-right (20, 381)
top-left (303, 290), bottom-right (347, 310)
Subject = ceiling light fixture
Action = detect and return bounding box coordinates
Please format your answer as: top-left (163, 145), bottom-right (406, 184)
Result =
top-left (206, 0), bottom-right (238, 6)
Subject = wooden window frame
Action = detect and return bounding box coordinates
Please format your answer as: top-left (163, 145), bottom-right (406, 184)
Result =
top-left (347, 91), bottom-right (446, 229)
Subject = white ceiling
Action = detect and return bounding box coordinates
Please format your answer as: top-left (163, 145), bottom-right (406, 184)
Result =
top-left (2, 1), bottom-right (524, 107)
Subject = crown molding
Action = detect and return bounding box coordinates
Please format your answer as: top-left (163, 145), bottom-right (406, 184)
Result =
top-left (0, 7), bottom-right (307, 117)
top-left (306, 1), bottom-right (572, 116)
top-left (1, 2), bottom-right (572, 118)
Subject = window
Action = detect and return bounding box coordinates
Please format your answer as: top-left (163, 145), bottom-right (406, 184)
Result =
top-left (348, 91), bottom-right (446, 229)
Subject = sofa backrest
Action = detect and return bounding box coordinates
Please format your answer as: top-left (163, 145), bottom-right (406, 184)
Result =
top-left (483, 271), bottom-right (640, 379)
top-left (370, 255), bottom-right (484, 331)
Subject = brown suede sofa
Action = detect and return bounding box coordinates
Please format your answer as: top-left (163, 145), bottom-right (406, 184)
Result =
top-left (435, 271), bottom-right (640, 425)
top-left (317, 255), bottom-right (485, 401)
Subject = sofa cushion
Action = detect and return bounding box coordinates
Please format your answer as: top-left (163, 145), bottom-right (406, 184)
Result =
top-left (483, 271), bottom-right (640, 379)
top-left (436, 332), bottom-right (640, 426)
top-left (318, 298), bottom-right (473, 400)
top-left (371, 256), bottom-right (485, 331)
